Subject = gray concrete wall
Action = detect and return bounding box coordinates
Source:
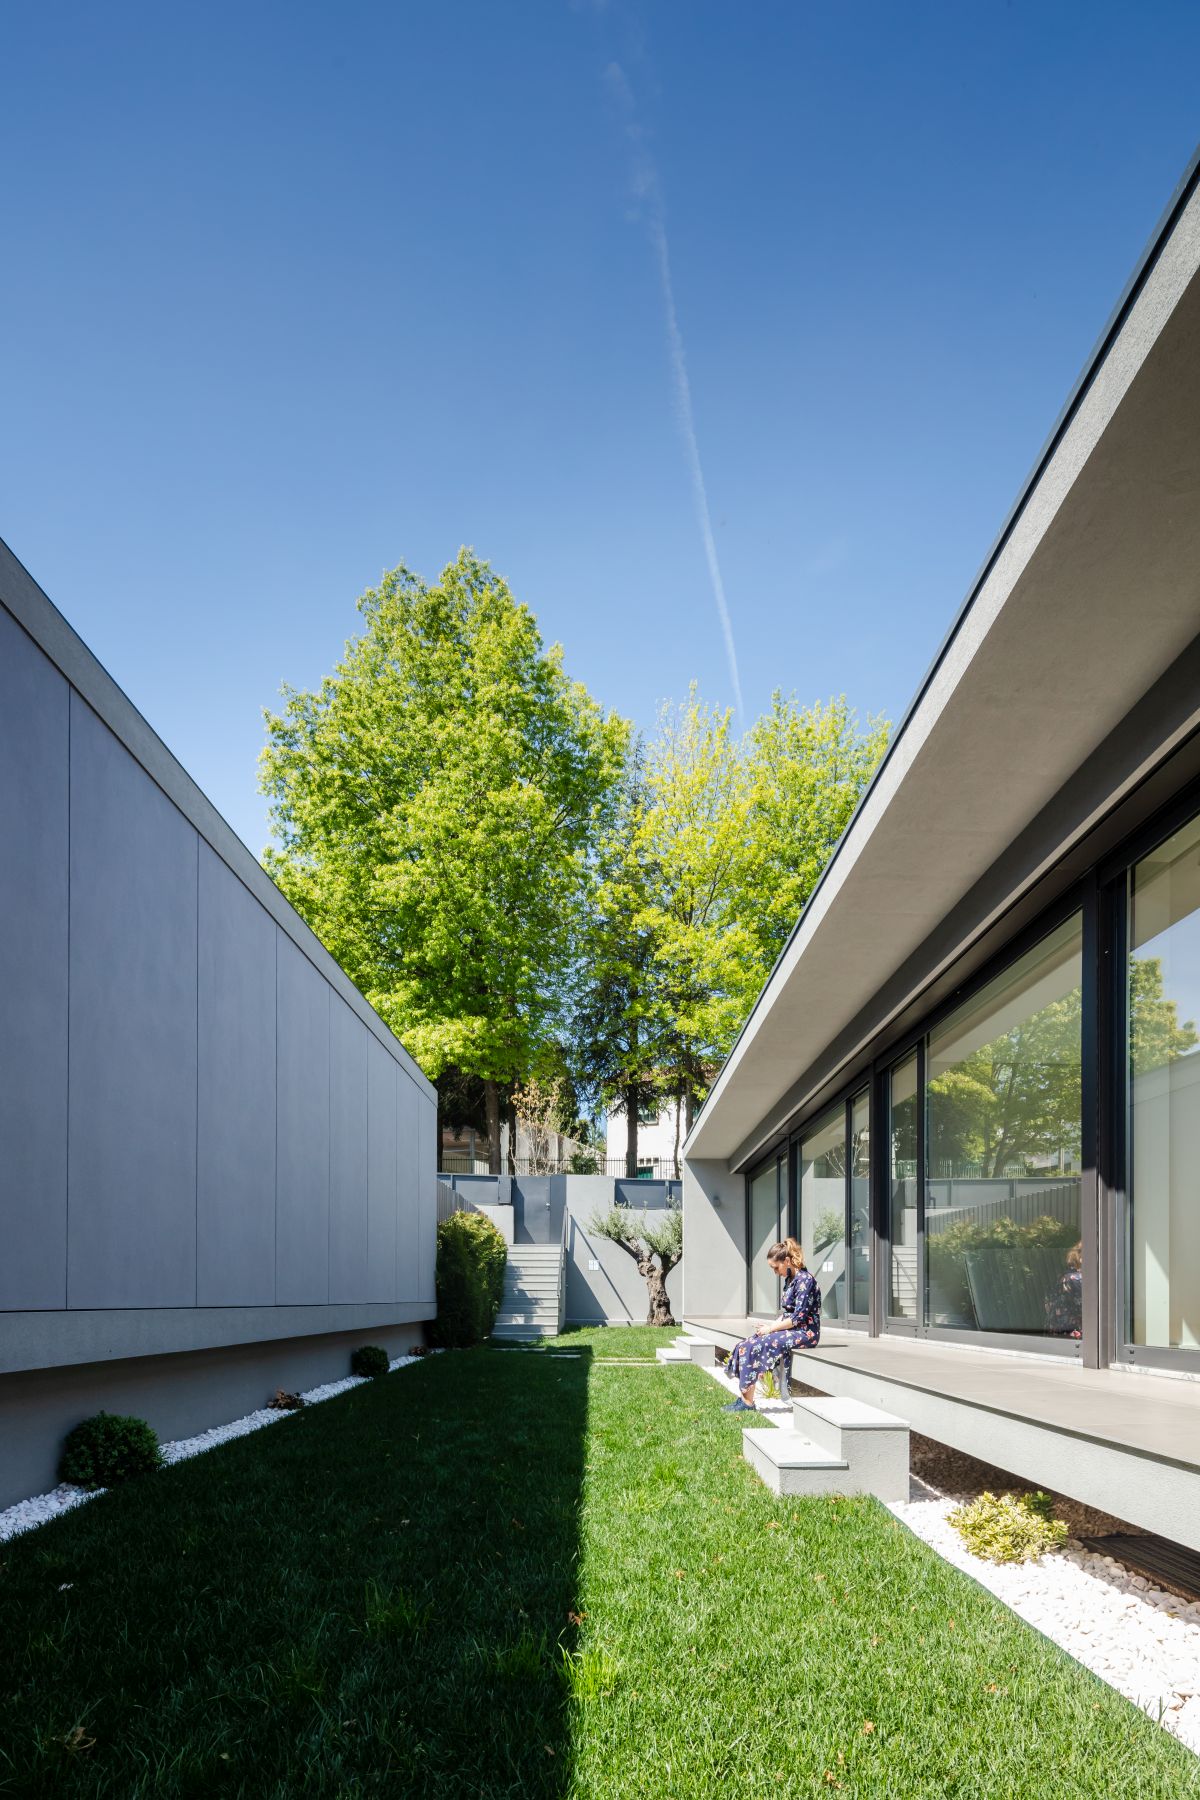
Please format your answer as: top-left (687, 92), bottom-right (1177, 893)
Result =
top-left (439, 1173), bottom-right (683, 1324)
top-left (0, 562), bottom-right (438, 1506)
top-left (681, 1158), bottom-right (746, 1318)
top-left (0, 1320), bottom-right (425, 1511)
top-left (563, 1180), bottom-right (683, 1325)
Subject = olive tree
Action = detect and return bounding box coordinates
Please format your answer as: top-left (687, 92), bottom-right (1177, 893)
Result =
top-left (588, 1202), bottom-right (683, 1326)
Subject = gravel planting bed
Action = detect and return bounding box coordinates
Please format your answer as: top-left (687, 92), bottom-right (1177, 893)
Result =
top-left (706, 1359), bottom-right (1200, 1756)
top-left (888, 1489), bottom-right (1200, 1754)
top-left (0, 1354), bottom-right (422, 1545)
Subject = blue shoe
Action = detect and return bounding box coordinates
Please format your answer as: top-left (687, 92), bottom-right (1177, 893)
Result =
top-left (722, 1398), bottom-right (756, 1412)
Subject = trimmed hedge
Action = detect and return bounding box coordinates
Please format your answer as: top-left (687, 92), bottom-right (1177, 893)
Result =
top-left (59, 1412), bottom-right (163, 1489)
top-left (351, 1344), bottom-right (390, 1379)
top-left (429, 1210), bottom-right (507, 1347)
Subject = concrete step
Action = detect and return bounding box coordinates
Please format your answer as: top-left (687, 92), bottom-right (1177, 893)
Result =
top-left (503, 1282), bottom-right (561, 1297)
top-left (742, 1428), bottom-right (851, 1497)
top-left (659, 1341), bottom-right (718, 1366)
top-left (506, 1249), bottom-right (562, 1263)
top-left (790, 1396), bottom-right (909, 1501)
top-left (492, 1323), bottom-right (559, 1339)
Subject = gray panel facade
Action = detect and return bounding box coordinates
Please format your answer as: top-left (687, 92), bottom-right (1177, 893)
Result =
top-left (68, 695), bottom-right (199, 1309)
top-left (0, 611), bottom-right (69, 1310)
top-left (395, 1070), bottom-right (419, 1300)
top-left (366, 1036), bottom-right (399, 1303)
top-left (329, 995), bottom-right (370, 1303)
top-left (275, 934), bottom-right (331, 1305)
top-left (196, 845), bottom-right (278, 1306)
top-left (0, 547), bottom-right (439, 1510)
top-left (417, 1098), bottom-right (437, 1302)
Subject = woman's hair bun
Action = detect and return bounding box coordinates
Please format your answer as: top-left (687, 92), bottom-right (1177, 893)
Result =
top-left (768, 1236), bottom-right (806, 1270)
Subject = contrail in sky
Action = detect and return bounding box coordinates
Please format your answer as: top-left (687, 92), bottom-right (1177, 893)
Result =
top-left (605, 61), bottom-right (745, 719)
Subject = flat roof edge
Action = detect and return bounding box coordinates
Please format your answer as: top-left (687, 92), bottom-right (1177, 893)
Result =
top-left (685, 140), bottom-right (1200, 1159)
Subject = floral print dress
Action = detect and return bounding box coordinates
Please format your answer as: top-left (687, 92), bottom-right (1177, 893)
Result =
top-left (726, 1269), bottom-right (821, 1391)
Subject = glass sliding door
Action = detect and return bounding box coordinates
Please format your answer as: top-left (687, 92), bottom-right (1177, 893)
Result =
top-left (747, 1157), bottom-right (784, 1314)
top-left (1127, 815), bottom-right (1200, 1353)
top-left (925, 914), bottom-right (1083, 1340)
top-left (800, 1103), bottom-right (847, 1322)
top-left (887, 1054), bottom-right (919, 1320)
top-left (849, 1089), bottom-right (870, 1316)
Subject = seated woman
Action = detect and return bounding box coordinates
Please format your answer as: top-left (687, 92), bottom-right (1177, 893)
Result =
top-left (1044, 1240), bottom-right (1083, 1339)
top-left (722, 1237), bottom-right (821, 1413)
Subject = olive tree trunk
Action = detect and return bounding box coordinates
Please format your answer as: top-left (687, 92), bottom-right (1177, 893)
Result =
top-left (638, 1253), bottom-right (676, 1327)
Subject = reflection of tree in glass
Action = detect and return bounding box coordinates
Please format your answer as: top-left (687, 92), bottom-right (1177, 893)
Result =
top-left (813, 1208), bottom-right (843, 1252)
top-left (929, 958), bottom-right (1197, 1177)
top-left (1130, 954), bottom-right (1200, 1075)
top-left (929, 986), bottom-right (1083, 1178)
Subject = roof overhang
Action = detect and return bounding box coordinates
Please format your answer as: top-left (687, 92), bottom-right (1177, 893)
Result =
top-left (686, 154), bottom-right (1200, 1165)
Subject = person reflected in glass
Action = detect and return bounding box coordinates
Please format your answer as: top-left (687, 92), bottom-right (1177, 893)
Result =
top-left (1044, 1240), bottom-right (1083, 1339)
top-left (722, 1238), bottom-right (821, 1412)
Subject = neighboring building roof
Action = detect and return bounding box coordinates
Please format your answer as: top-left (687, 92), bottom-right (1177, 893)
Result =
top-left (686, 150), bottom-right (1200, 1167)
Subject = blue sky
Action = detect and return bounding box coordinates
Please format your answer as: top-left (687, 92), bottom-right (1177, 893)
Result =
top-left (3, 2), bottom-right (1199, 854)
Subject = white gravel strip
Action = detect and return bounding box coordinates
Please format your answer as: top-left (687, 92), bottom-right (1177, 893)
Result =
top-left (888, 1490), bottom-right (1200, 1757)
top-left (697, 1355), bottom-right (1200, 1756)
top-left (0, 1355), bottom-right (423, 1545)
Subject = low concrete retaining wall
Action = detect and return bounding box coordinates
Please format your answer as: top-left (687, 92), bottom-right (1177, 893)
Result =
top-left (439, 1173), bottom-right (683, 1325)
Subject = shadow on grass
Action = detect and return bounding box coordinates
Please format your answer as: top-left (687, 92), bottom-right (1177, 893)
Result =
top-left (0, 1348), bottom-right (590, 1799)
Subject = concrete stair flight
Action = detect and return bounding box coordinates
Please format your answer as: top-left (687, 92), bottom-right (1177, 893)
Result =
top-left (491, 1244), bottom-right (565, 1339)
top-left (742, 1395), bottom-right (910, 1500)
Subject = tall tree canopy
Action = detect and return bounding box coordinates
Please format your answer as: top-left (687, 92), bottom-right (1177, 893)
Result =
top-left (260, 550), bottom-right (628, 1169)
top-left (574, 688), bottom-right (889, 1146)
top-left (736, 693), bottom-right (890, 976)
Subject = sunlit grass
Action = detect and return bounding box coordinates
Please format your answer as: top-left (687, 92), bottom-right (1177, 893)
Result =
top-left (0, 1338), bottom-right (1196, 1797)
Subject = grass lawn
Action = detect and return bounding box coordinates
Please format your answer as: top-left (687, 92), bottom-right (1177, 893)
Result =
top-left (1, 1332), bottom-right (1197, 1798)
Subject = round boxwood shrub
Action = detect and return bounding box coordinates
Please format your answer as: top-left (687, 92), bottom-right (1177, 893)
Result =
top-left (350, 1344), bottom-right (390, 1379)
top-left (59, 1411), bottom-right (163, 1490)
top-left (429, 1211), bottom-right (507, 1348)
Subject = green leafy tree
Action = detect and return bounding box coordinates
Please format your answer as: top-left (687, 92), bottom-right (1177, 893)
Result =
top-left (572, 755), bottom-right (665, 1174)
top-left (634, 689), bottom-right (756, 1132)
top-left (260, 550), bottom-right (628, 1170)
top-left (736, 694), bottom-right (889, 975)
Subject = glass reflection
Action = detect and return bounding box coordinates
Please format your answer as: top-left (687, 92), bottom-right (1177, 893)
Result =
top-left (888, 1055), bottom-right (919, 1319)
top-left (800, 1103), bottom-right (846, 1322)
top-left (849, 1090), bottom-right (870, 1315)
top-left (925, 915), bottom-right (1083, 1338)
top-left (1128, 816), bottom-right (1200, 1351)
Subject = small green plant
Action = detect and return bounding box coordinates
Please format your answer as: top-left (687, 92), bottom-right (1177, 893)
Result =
top-left (350, 1344), bottom-right (390, 1378)
top-left (949, 1489), bottom-right (1068, 1563)
top-left (560, 1644), bottom-right (619, 1699)
top-left (487, 1628), bottom-right (548, 1678)
top-left (364, 1578), bottom-right (432, 1639)
top-left (58, 1412), bottom-right (162, 1490)
top-left (429, 1211), bottom-right (507, 1347)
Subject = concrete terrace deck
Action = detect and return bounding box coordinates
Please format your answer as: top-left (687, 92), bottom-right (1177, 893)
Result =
top-left (683, 1317), bottom-right (1200, 1551)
